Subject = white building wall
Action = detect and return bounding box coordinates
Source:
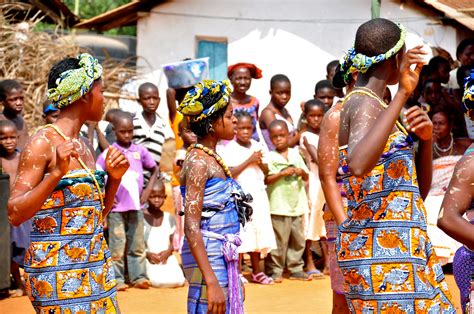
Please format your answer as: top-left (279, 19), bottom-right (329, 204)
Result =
top-left (136, 0), bottom-right (460, 122)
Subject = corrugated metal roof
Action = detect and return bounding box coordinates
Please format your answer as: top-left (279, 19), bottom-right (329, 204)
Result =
top-left (74, 0), bottom-right (162, 31)
top-left (422, 0), bottom-right (474, 30)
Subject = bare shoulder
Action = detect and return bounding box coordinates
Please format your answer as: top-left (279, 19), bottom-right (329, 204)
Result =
top-left (179, 148), bottom-right (226, 186)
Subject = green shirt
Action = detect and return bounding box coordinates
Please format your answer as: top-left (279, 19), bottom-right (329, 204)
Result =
top-left (266, 148), bottom-right (309, 217)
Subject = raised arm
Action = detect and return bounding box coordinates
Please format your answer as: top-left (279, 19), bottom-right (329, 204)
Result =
top-left (8, 136), bottom-right (73, 226)
top-left (345, 47), bottom-right (425, 177)
top-left (166, 88), bottom-right (178, 123)
top-left (318, 105), bottom-right (347, 225)
top-left (437, 151), bottom-right (474, 249)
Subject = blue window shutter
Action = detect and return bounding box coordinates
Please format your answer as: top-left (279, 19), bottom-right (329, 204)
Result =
top-left (197, 40), bottom-right (228, 81)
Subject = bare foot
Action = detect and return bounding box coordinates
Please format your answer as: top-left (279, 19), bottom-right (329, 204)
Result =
top-left (9, 288), bottom-right (26, 298)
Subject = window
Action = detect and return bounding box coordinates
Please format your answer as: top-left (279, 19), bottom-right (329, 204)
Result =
top-left (196, 36), bottom-right (228, 81)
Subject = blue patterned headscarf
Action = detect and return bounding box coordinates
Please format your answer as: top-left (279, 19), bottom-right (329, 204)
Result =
top-left (177, 80), bottom-right (232, 123)
top-left (47, 53), bottom-right (103, 109)
top-left (339, 23), bottom-right (407, 84)
top-left (462, 69), bottom-right (474, 120)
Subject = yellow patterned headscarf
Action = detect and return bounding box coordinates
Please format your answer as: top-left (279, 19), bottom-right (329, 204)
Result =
top-left (177, 80), bottom-right (232, 123)
top-left (47, 53), bottom-right (103, 109)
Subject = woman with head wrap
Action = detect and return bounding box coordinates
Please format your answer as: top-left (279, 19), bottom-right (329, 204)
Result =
top-left (438, 69), bottom-right (474, 313)
top-left (8, 54), bottom-right (129, 313)
top-left (228, 63), bottom-right (262, 141)
top-left (178, 80), bottom-right (251, 314)
top-left (335, 19), bottom-right (455, 312)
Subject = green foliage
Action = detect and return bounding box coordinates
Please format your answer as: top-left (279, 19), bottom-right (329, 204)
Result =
top-left (63, 0), bottom-right (136, 36)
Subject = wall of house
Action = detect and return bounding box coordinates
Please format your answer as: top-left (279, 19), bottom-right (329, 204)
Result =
top-left (134, 0), bottom-right (461, 123)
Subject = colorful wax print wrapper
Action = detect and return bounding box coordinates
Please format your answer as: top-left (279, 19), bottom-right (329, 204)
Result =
top-left (162, 58), bottom-right (209, 89)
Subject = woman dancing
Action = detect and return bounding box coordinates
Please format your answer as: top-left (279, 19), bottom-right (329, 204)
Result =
top-left (179, 80), bottom-right (251, 314)
top-left (335, 18), bottom-right (455, 312)
top-left (8, 54), bottom-right (129, 313)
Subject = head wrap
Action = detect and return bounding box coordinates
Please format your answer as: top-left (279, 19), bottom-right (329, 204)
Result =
top-left (43, 103), bottom-right (58, 114)
top-left (339, 23), bottom-right (407, 84)
top-left (177, 80), bottom-right (232, 123)
top-left (47, 53), bottom-right (103, 109)
top-left (462, 69), bottom-right (474, 120)
top-left (227, 63), bottom-right (262, 79)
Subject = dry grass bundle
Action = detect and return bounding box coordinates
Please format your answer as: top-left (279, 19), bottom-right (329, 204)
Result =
top-left (0, 2), bottom-right (136, 130)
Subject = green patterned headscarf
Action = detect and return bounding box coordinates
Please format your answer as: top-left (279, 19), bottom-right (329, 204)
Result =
top-left (177, 80), bottom-right (232, 123)
top-left (47, 53), bottom-right (103, 109)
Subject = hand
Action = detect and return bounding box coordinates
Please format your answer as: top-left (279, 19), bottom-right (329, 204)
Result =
top-left (146, 252), bottom-right (161, 264)
top-left (140, 186), bottom-right (152, 204)
top-left (54, 140), bottom-right (78, 176)
top-left (247, 150), bottom-right (263, 164)
top-left (280, 166), bottom-right (295, 177)
top-left (403, 106), bottom-right (433, 141)
top-left (398, 45), bottom-right (427, 96)
top-left (294, 168), bottom-right (305, 177)
top-left (105, 146), bottom-right (129, 180)
top-left (207, 282), bottom-right (226, 314)
top-left (156, 249), bottom-right (173, 264)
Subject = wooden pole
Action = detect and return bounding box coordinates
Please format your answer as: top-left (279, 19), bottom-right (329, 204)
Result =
top-left (371, 0), bottom-right (381, 19)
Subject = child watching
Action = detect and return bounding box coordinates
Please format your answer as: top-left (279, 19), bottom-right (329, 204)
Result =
top-left (144, 179), bottom-right (186, 288)
top-left (42, 100), bottom-right (60, 124)
top-left (264, 120), bottom-right (311, 282)
top-left (314, 80), bottom-right (337, 111)
top-left (259, 74), bottom-right (299, 150)
top-left (218, 110), bottom-right (277, 285)
top-left (133, 82), bottom-right (165, 179)
top-left (171, 120), bottom-right (197, 252)
top-left (0, 120), bottom-right (31, 297)
top-left (96, 111), bottom-right (159, 291)
top-left (0, 79), bottom-right (29, 150)
top-left (228, 62), bottom-right (263, 141)
top-left (299, 100), bottom-right (327, 279)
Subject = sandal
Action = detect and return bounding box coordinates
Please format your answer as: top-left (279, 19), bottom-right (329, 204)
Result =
top-left (239, 274), bottom-right (249, 284)
top-left (306, 269), bottom-right (325, 279)
top-left (289, 271), bottom-right (312, 281)
top-left (251, 272), bottom-right (274, 285)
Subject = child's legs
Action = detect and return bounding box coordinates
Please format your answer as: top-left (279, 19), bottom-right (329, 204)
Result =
top-left (250, 252), bottom-right (262, 274)
top-left (125, 210), bottom-right (147, 283)
top-left (286, 215), bottom-right (305, 274)
top-left (304, 240), bottom-right (317, 271)
top-left (321, 238), bottom-right (329, 273)
top-left (265, 215), bottom-right (291, 277)
top-left (108, 212), bottom-right (127, 283)
top-left (10, 261), bottom-right (24, 289)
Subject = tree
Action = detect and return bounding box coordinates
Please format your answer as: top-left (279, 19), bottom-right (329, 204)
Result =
top-left (63, 0), bottom-right (136, 36)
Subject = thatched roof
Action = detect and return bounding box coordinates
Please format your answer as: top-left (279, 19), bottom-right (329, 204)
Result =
top-left (0, 3), bottom-right (137, 130)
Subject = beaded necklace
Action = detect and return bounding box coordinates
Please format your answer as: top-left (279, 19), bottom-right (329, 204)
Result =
top-left (187, 143), bottom-right (233, 178)
top-left (42, 124), bottom-right (105, 210)
top-left (434, 133), bottom-right (454, 157)
top-left (352, 87), bottom-right (409, 136)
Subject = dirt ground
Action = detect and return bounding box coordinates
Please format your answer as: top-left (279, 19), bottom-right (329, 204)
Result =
top-left (0, 274), bottom-right (462, 313)
top-left (0, 160), bottom-right (464, 313)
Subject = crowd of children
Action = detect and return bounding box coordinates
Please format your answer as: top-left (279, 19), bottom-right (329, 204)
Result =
top-left (0, 24), bottom-right (473, 314)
